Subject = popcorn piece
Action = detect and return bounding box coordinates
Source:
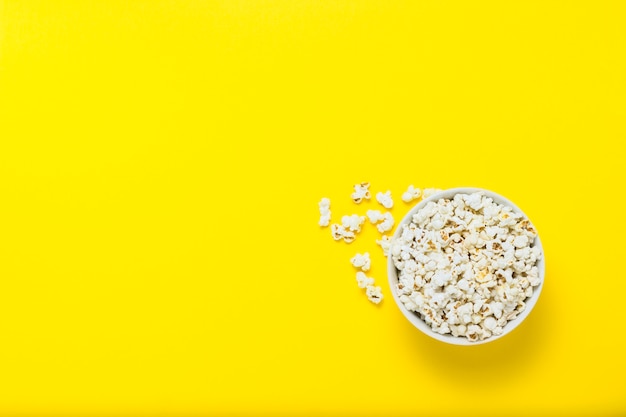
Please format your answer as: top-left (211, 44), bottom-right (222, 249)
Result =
top-left (366, 209), bottom-right (385, 224)
top-left (365, 285), bottom-right (383, 304)
top-left (422, 188), bottom-right (442, 198)
top-left (391, 192), bottom-right (541, 342)
top-left (341, 214), bottom-right (366, 233)
top-left (318, 197), bottom-right (331, 227)
top-left (357, 272), bottom-right (384, 304)
top-left (351, 252), bottom-right (371, 272)
top-left (351, 182), bottom-right (371, 204)
top-left (331, 224), bottom-right (356, 243)
top-left (513, 235), bottom-right (529, 248)
top-left (356, 271), bottom-right (374, 288)
top-left (376, 191), bottom-right (394, 209)
top-left (377, 212), bottom-right (395, 233)
top-left (376, 235), bottom-right (392, 257)
top-left (402, 185), bottom-right (422, 203)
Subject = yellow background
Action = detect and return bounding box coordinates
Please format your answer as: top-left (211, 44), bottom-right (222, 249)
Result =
top-left (1, 1), bottom-right (625, 416)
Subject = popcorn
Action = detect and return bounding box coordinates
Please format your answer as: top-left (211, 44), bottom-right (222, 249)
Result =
top-left (365, 285), bottom-right (383, 304)
top-left (331, 224), bottom-right (356, 243)
top-left (422, 188), bottom-right (442, 198)
top-left (318, 197), bottom-right (331, 227)
top-left (341, 214), bottom-right (366, 233)
top-left (391, 192), bottom-right (541, 342)
top-left (356, 271), bottom-right (374, 288)
top-left (357, 272), bottom-right (384, 304)
top-left (366, 209), bottom-right (385, 224)
top-left (376, 191), bottom-right (394, 209)
top-left (513, 235), bottom-right (529, 248)
top-left (351, 182), bottom-right (371, 204)
top-left (351, 252), bottom-right (371, 272)
top-left (376, 235), bottom-right (392, 257)
top-left (367, 209), bottom-right (394, 233)
top-left (402, 185), bottom-right (422, 203)
top-left (376, 212), bottom-right (395, 233)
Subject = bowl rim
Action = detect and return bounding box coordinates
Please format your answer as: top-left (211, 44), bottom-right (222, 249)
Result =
top-left (387, 187), bottom-right (545, 346)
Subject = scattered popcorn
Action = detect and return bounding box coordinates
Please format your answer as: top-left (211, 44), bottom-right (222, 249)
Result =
top-left (351, 182), bottom-right (371, 204)
top-left (390, 192), bottom-right (541, 342)
top-left (376, 191), bottom-right (394, 209)
top-left (351, 252), bottom-right (371, 272)
top-left (356, 271), bottom-right (374, 288)
top-left (366, 209), bottom-right (385, 224)
top-left (356, 272), bottom-right (383, 304)
top-left (331, 223), bottom-right (356, 243)
top-left (366, 285), bottom-right (384, 304)
top-left (376, 235), bottom-right (392, 257)
top-left (367, 209), bottom-right (394, 233)
top-left (402, 185), bottom-right (422, 203)
top-left (422, 188), bottom-right (443, 199)
top-left (341, 214), bottom-right (366, 233)
top-left (318, 198), bottom-right (331, 227)
top-left (376, 212), bottom-right (395, 233)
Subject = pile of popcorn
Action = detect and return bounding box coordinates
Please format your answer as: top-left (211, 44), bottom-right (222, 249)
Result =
top-left (318, 183), bottom-right (441, 305)
top-left (390, 192), bottom-right (541, 341)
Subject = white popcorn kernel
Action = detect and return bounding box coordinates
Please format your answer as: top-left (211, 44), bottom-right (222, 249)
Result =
top-left (517, 219), bottom-right (538, 238)
top-left (402, 185), bottom-right (422, 203)
top-left (377, 212), bottom-right (395, 233)
top-left (366, 209), bottom-right (385, 224)
top-left (432, 270), bottom-right (453, 287)
top-left (457, 279), bottom-right (470, 292)
top-left (376, 235), bottom-right (392, 257)
top-left (350, 252), bottom-right (371, 272)
top-left (467, 192), bottom-right (486, 211)
top-left (398, 274), bottom-right (415, 295)
top-left (513, 235), bottom-right (529, 249)
top-left (318, 213), bottom-right (331, 227)
top-left (331, 224), bottom-right (356, 243)
top-left (318, 198), bottom-right (331, 227)
top-left (356, 271), bottom-right (374, 289)
top-left (376, 191), bottom-right (394, 209)
top-left (527, 266), bottom-right (540, 286)
top-left (485, 226), bottom-right (498, 238)
top-left (492, 326), bottom-right (504, 336)
top-left (422, 188), bottom-right (442, 198)
top-left (479, 302), bottom-right (493, 317)
top-left (399, 294), bottom-right (417, 311)
top-left (390, 241), bottom-right (403, 257)
top-left (454, 324), bottom-right (467, 336)
top-left (499, 211), bottom-right (518, 227)
top-left (341, 214), bottom-right (365, 233)
top-left (330, 224), bottom-right (344, 241)
top-left (430, 215), bottom-right (445, 230)
top-left (434, 322), bottom-right (451, 335)
top-left (466, 324), bottom-right (482, 341)
top-left (514, 247), bottom-right (530, 260)
top-left (483, 316), bottom-right (497, 331)
top-left (531, 246), bottom-right (542, 258)
top-left (351, 182), bottom-right (371, 204)
top-left (490, 302), bottom-right (504, 319)
top-left (342, 231), bottom-right (356, 243)
top-left (365, 285), bottom-right (384, 304)
top-left (410, 292), bottom-right (425, 309)
top-left (475, 270), bottom-right (493, 284)
top-left (429, 292), bottom-right (449, 309)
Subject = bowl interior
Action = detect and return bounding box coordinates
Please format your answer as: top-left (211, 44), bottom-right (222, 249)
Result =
top-left (387, 187), bottom-right (545, 346)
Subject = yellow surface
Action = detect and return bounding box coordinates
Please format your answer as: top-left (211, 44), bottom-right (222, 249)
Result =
top-left (1, 1), bottom-right (625, 416)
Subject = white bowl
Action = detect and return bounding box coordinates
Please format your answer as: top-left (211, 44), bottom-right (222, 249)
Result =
top-left (387, 188), bottom-right (545, 345)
